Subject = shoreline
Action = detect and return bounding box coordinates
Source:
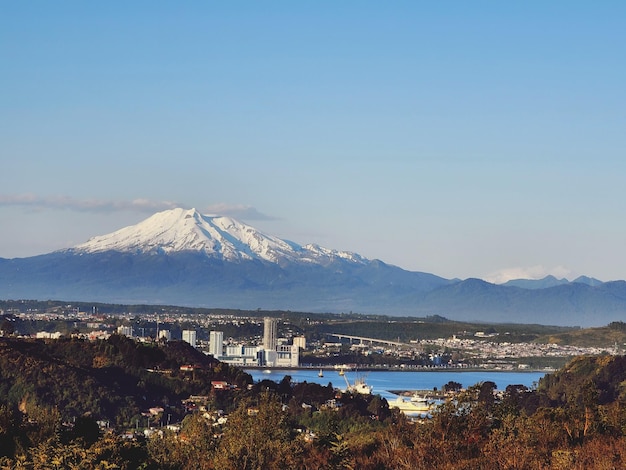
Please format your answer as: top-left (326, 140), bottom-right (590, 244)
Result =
top-left (244, 366), bottom-right (554, 373)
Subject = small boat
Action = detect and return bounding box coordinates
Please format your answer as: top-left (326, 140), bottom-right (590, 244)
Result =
top-left (338, 368), bottom-right (345, 376)
top-left (318, 369), bottom-right (324, 377)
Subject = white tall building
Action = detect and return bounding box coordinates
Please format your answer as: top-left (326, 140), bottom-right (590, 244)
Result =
top-left (158, 329), bottom-right (171, 341)
top-left (182, 330), bottom-right (197, 348)
top-left (263, 317), bottom-right (277, 351)
top-left (293, 336), bottom-right (306, 350)
top-left (209, 331), bottom-right (223, 358)
top-left (117, 325), bottom-right (133, 337)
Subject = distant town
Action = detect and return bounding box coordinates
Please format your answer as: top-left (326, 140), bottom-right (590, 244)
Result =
top-left (0, 301), bottom-right (618, 371)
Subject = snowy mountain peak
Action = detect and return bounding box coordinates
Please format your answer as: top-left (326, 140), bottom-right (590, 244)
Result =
top-left (70, 208), bottom-right (367, 266)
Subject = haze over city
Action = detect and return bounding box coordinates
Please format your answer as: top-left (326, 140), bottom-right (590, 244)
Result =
top-left (2, 2), bottom-right (625, 283)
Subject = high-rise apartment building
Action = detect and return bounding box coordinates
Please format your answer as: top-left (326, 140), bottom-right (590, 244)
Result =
top-left (263, 317), bottom-right (277, 351)
top-left (293, 336), bottom-right (306, 350)
top-left (117, 325), bottom-right (133, 337)
top-left (182, 330), bottom-right (197, 348)
top-left (159, 329), bottom-right (172, 341)
top-left (209, 330), bottom-right (223, 358)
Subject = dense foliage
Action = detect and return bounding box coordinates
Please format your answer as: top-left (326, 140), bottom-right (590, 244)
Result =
top-left (0, 336), bottom-right (251, 426)
top-left (3, 337), bottom-right (626, 468)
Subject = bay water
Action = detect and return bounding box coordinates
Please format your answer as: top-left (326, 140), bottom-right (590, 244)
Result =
top-left (245, 368), bottom-right (547, 400)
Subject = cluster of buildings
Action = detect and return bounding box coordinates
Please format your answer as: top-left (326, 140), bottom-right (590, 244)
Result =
top-left (9, 304), bottom-right (619, 371)
top-left (207, 318), bottom-right (301, 367)
top-left (438, 334), bottom-right (617, 360)
top-left (117, 317), bottom-right (302, 367)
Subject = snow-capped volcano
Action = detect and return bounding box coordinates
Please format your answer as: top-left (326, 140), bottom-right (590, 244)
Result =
top-left (71, 208), bottom-right (366, 266)
top-left (2, 207), bottom-right (624, 326)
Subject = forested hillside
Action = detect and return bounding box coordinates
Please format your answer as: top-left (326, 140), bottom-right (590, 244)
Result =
top-left (3, 337), bottom-right (626, 468)
top-left (0, 335), bottom-right (251, 426)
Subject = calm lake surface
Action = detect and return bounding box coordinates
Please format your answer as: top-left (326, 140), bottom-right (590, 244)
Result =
top-left (245, 368), bottom-right (547, 399)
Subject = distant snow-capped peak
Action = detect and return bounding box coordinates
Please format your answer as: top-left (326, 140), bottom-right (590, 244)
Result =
top-left (70, 208), bottom-right (367, 265)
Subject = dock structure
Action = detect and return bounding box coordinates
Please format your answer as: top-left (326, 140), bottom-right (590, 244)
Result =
top-left (326, 333), bottom-right (404, 347)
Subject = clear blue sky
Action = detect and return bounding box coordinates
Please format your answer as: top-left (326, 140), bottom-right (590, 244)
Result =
top-left (2, 2), bottom-right (625, 282)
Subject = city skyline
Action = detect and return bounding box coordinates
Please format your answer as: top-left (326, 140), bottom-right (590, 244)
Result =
top-left (2, 2), bottom-right (626, 283)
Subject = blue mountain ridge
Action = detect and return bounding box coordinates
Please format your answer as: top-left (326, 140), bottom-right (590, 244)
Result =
top-left (0, 208), bottom-right (622, 327)
top-left (0, 251), bottom-right (623, 327)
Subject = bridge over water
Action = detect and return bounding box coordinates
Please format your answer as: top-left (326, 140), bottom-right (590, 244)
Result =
top-left (326, 333), bottom-right (404, 347)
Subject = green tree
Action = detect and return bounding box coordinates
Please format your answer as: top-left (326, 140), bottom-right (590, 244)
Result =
top-left (0, 320), bottom-right (14, 336)
top-left (213, 392), bottom-right (303, 469)
top-left (148, 413), bottom-right (218, 470)
top-left (443, 380), bottom-right (462, 393)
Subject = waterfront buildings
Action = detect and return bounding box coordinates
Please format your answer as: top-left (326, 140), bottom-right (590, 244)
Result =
top-left (222, 344), bottom-right (262, 366)
top-left (264, 344), bottom-right (300, 368)
top-left (216, 318), bottom-right (300, 367)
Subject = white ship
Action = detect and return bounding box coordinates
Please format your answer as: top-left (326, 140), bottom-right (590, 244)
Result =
top-left (390, 396), bottom-right (433, 414)
top-left (342, 373), bottom-right (372, 395)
